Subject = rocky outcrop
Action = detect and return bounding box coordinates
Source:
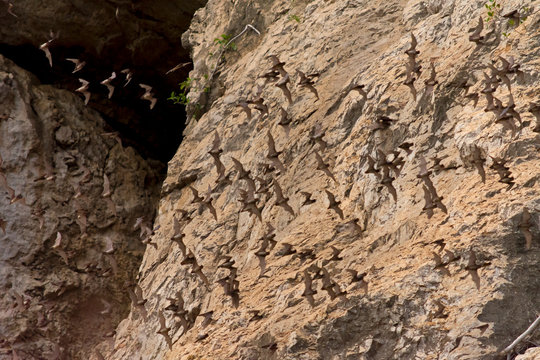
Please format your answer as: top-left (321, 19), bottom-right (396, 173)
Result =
top-left (107, 0), bottom-right (540, 359)
top-left (1, 0), bottom-right (539, 359)
top-left (0, 55), bottom-right (162, 359)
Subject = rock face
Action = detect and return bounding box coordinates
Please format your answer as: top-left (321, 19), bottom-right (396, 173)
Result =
top-left (106, 0), bottom-right (540, 359)
top-left (2, 0), bottom-right (540, 359)
top-left (0, 55), bottom-right (162, 359)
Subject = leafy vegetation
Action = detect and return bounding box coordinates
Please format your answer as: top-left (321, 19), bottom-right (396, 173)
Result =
top-left (168, 74), bottom-right (210, 123)
top-left (169, 24), bottom-right (261, 122)
top-left (214, 34), bottom-right (237, 51)
top-left (169, 33), bottom-right (237, 112)
top-left (168, 77), bottom-right (192, 105)
top-left (485, 1), bottom-right (531, 37)
top-left (289, 14), bottom-right (301, 23)
top-left (484, 0), bottom-right (501, 22)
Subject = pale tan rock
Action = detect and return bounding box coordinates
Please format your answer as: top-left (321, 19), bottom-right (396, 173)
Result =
top-left (109, 0), bottom-right (540, 359)
top-left (515, 347), bottom-right (540, 360)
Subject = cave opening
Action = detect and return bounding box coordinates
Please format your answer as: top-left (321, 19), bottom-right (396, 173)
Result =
top-left (0, 42), bottom-right (192, 166)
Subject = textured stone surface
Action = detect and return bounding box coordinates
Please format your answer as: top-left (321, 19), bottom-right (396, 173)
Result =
top-left (107, 0), bottom-right (540, 359)
top-left (0, 55), bottom-right (162, 359)
top-left (104, 0), bottom-right (540, 359)
top-left (516, 347), bottom-right (540, 360)
top-left (2, 0), bottom-right (540, 359)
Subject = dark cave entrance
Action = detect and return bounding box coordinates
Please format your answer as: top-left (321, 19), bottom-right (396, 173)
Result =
top-left (0, 42), bottom-right (191, 165)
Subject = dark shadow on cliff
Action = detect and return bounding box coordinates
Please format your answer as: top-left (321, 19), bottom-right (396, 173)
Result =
top-left (477, 230), bottom-right (540, 359)
top-left (0, 43), bottom-right (191, 164)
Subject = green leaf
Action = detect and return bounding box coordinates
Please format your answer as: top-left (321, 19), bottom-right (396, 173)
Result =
top-left (289, 14), bottom-right (301, 22)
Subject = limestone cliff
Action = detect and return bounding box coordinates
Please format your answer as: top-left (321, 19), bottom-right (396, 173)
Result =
top-left (108, 0), bottom-right (540, 359)
top-left (2, 0), bottom-right (540, 359)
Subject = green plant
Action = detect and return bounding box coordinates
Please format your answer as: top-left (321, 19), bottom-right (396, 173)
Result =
top-left (485, 0), bottom-right (501, 22)
top-left (205, 24), bottom-right (260, 102)
top-left (214, 33), bottom-right (231, 45)
top-left (502, 6), bottom-right (531, 37)
top-left (168, 91), bottom-right (189, 105)
top-left (180, 77), bottom-right (192, 91)
top-left (289, 14), bottom-right (301, 22)
top-left (214, 34), bottom-right (237, 51)
top-left (168, 77), bottom-right (192, 105)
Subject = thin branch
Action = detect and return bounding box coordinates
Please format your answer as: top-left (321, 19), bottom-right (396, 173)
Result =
top-left (500, 315), bottom-right (540, 355)
top-left (224, 24), bottom-right (261, 48)
top-left (208, 24), bottom-right (261, 81)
